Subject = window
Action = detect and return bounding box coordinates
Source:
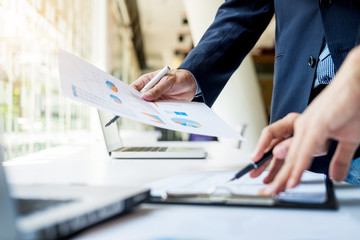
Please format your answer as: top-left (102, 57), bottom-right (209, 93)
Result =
top-left (0, 0), bottom-right (98, 159)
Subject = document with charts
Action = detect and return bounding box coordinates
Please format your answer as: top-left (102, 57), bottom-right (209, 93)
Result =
top-left (58, 49), bottom-right (244, 140)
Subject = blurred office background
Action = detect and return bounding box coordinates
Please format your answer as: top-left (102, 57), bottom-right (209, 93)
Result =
top-left (0, 0), bottom-right (275, 159)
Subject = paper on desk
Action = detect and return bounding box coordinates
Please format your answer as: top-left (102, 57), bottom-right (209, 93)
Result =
top-left (149, 171), bottom-right (327, 203)
top-left (58, 49), bottom-right (244, 140)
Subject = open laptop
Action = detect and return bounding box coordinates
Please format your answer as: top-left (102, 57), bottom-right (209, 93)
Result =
top-left (98, 111), bottom-right (207, 159)
top-left (0, 145), bottom-right (150, 240)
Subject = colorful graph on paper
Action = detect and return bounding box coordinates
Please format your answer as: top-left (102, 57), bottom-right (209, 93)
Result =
top-left (110, 94), bottom-right (121, 104)
top-left (142, 112), bottom-right (165, 124)
top-left (165, 110), bottom-right (188, 116)
top-left (171, 118), bottom-right (201, 128)
top-left (106, 80), bottom-right (118, 92)
top-left (59, 49), bottom-right (245, 140)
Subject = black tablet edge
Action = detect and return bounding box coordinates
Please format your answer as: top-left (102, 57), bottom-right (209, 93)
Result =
top-left (146, 178), bottom-right (338, 210)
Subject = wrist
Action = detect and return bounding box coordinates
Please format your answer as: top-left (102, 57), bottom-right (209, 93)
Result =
top-left (178, 68), bottom-right (202, 97)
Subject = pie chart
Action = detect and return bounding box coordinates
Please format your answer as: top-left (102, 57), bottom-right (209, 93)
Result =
top-left (171, 118), bottom-right (201, 128)
top-left (106, 81), bottom-right (118, 92)
top-left (110, 94), bottom-right (122, 104)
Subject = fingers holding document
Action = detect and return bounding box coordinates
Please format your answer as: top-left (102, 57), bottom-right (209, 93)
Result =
top-left (131, 68), bottom-right (197, 102)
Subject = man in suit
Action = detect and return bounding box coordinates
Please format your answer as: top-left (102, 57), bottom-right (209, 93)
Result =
top-left (132, 0), bottom-right (360, 183)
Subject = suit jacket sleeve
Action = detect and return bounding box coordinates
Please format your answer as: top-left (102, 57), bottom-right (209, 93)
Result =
top-left (178, 0), bottom-right (274, 107)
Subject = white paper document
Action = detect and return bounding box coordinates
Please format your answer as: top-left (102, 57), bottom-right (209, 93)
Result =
top-left (149, 171), bottom-right (327, 204)
top-left (58, 49), bottom-right (244, 140)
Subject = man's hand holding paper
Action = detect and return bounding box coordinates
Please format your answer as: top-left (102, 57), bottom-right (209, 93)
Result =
top-left (131, 68), bottom-right (197, 102)
top-left (58, 49), bottom-right (244, 140)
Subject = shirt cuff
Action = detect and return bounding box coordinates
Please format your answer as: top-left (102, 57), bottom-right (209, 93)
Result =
top-left (179, 68), bottom-right (202, 97)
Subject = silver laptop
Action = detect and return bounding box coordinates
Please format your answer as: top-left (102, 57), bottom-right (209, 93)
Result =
top-left (98, 111), bottom-right (207, 159)
top-left (0, 145), bottom-right (150, 240)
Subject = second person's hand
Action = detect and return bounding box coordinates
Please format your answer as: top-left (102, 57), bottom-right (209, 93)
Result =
top-left (131, 68), bottom-right (197, 102)
top-left (249, 113), bottom-right (300, 184)
top-left (249, 112), bottom-right (329, 192)
top-left (261, 46), bottom-right (360, 195)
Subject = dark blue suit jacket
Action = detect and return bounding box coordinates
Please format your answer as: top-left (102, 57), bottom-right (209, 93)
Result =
top-left (179, 0), bottom-right (360, 123)
top-left (179, 0), bottom-right (360, 174)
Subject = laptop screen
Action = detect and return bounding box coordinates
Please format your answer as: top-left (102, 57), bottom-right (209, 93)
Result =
top-left (98, 111), bottom-right (123, 152)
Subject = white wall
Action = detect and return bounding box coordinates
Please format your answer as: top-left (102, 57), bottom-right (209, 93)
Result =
top-left (183, 0), bottom-right (267, 152)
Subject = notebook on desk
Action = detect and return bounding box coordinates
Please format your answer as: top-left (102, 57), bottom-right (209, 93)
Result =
top-left (148, 171), bottom-right (337, 210)
top-left (98, 110), bottom-right (207, 159)
top-left (0, 145), bottom-right (150, 240)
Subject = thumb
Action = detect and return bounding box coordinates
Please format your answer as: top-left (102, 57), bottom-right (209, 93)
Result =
top-left (329, 142), bottom-right (359, 182)
top-left (131, 72), bottom-right (158, 92)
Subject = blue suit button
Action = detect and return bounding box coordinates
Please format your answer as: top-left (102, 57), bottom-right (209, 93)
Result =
top-left (319, 0), bottom-right (332, 8)
top-left (308, 56), bottom-right (316, 68)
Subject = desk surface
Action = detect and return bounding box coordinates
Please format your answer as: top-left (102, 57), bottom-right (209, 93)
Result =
top-left (4, 141), bottom-right (360, 240)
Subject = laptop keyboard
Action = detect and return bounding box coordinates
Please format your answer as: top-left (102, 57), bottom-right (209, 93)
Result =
top-left (15, 198), bottom-right (74, 216)
top-left (119, 147), bottom-right (167, 152)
